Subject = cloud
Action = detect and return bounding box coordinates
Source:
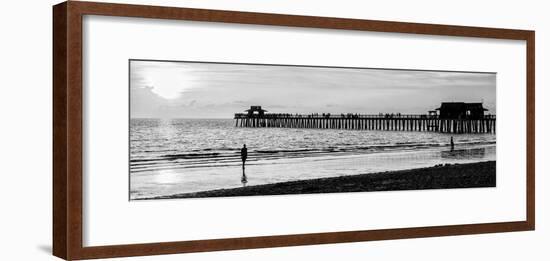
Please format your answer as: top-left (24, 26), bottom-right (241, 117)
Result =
top-left (130, 60), bottom-right (496, 118)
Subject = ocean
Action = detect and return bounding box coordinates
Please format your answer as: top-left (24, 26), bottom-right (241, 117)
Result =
top-left (130, 118), bottom-right (496, 199)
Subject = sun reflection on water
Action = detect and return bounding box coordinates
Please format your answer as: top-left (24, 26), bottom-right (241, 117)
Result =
top-left (153, 169), bottom-right (179, 184)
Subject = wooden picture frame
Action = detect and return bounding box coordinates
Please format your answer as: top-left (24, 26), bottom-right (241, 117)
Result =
top-left (53, 1), bottom-right (535, 260)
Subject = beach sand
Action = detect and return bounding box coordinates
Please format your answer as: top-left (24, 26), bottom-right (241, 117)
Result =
top-left (144, 161), bottom-right (496, 199)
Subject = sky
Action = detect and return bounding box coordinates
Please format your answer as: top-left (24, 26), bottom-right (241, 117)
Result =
top-left (130, 60), bottom-right (496, 119)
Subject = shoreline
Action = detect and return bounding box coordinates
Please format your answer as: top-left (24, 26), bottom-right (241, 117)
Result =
top-left (141, 161), bottom-right (496, 200)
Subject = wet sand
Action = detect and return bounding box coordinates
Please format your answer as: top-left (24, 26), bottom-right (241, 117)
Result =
top-left (144, 161), bottom-right (496, 199)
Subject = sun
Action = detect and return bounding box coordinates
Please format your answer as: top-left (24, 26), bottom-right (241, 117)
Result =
top-left (146, 68), bottom-right (195, 99)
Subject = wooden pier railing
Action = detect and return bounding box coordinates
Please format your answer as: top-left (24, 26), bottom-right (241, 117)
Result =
top-left (234, 113), bottom-right (496, 134)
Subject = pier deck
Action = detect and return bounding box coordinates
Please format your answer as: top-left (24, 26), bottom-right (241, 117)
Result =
top-left (234, 113), bottom-right (496, 134)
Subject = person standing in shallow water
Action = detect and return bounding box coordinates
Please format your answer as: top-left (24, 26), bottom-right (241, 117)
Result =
top-left (450, 136), bottom-right (455, 151)
top-left (240, 144), bottom-right (248, 169)
top-left (241, 168), bottom-right (248, 187)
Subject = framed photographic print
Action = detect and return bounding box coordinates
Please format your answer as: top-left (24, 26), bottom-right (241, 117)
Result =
top-left (53, 1), bottom-right (535, 260)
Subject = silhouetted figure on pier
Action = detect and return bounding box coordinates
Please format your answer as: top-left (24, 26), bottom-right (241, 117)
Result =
top-left (241, 144), bottom-right (248, 169)
top-left (450, 136), bottom-right (455, 151)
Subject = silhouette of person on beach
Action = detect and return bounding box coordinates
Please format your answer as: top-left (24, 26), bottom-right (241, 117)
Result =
top-left (450, 136), bottom-right (455, 151)
top-left (241, 144), bottom-right (248, 169)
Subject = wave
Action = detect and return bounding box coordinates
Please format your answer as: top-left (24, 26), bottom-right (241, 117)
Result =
top-left (130, 140), bottom-right (496, 173)
top-left (256, 148), bottom-right (319, 153)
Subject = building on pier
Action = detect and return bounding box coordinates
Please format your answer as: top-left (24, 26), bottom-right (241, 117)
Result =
top-left (436, 102), bottom-right (488, 120)
top-left (245, 106), bottom-right (267, 117)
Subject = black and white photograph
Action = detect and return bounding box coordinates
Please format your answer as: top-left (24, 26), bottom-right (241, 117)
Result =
top-left (129, 60), bottom-right (496, 200)
top-left (2, 0), bottom-right (545, 260)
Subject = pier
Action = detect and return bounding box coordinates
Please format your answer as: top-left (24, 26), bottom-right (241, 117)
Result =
top-left (233, 104), bottom-right (496, 134)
